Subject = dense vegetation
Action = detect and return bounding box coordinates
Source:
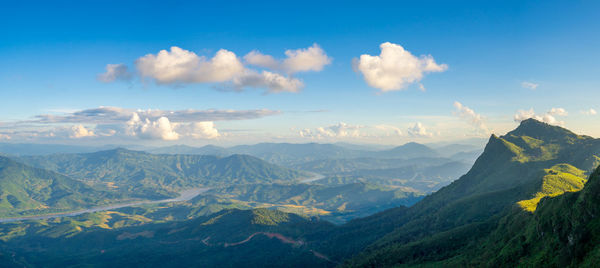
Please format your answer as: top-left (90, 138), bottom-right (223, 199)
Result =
top-left (0, 156), bottom-right (122, 217)
top-left (19, 149), bottom-right (306, 198)
top-left (3, 119), bottom-right (600, 267)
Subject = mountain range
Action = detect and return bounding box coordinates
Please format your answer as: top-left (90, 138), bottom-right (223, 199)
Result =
top-left (2, 119), bottom-right (599, 267)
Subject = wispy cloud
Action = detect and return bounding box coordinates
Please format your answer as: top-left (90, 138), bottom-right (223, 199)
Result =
top-left (97, 63), bottom-right (133, 83)
top-left (354, 42), bottom-right (447, 92)
top-left (298, 122), bottom-right (364, 139)
top-left (453, 101), bottom-right (490, 135)
top-left (581, 108), bottom-right (597, 116)
top-left (514, 107), bottom-right (568, 126)
top-left (29, 106), bottom-right (280, 124)
top-left (521, 81), bottom-right (539, 90)
top-left (4, 107), bottom-right (279, 141)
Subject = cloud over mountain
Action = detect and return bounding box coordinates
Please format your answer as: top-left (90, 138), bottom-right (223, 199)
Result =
top-left (5, 107), bottom-right (277, 141)
top-left (514, 108), bottom-right (568, 126)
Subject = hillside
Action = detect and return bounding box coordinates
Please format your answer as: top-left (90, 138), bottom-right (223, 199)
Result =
top-left (0, 156), bottom-right (121, 217)
top-left (2, 119), bottom-right (599, 267)
top-left (18, 149), bottom-right (305, 198)
top-left (337, 119), bottom-right (600, 266)
top-left (0, 208), bottom-right (336, 267)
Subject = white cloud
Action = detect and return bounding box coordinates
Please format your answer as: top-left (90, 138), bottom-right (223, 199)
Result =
top-left (581, 108), bottom-right (597, 115)
top-left (549, 107), bottom-right (568, 116)
top-left (244, 44), bottom-right (332, 74)
top-left (232, 70), bottom-right (303, 93)
top-left (69, 125), bottom-right (95, 138)
top-left (521, 81), bottom-right (539, 90)
top-left (0, 134), bottom-right (10, 140)
top-left (243, 51), bottom-right (279, 70)
top-left (514, 108), bottom-right (568, 126)
top-left (176, 121), bottom-right (220, 139)
top-left (97, 63), bottom-right (133, 83)
top-left (354, 42), bottom-right (447, 91)
top-left (31, 106), bottom-right (280, 124)
top-left (374, 125), bottom-right (403, 136)
top-left (281, 44), bottom-right (332, 73)
top-left (299, 122), bottom-right (364, 139)
top-left (127, 115), bottom-right (179, 141)
top-left (6, 106), bottom-right (270, 141)
top-left (407, 122), bottom-right (433, 137)
top-left (101, 44), bottom-right (331, 94)
top-left (135, 47), bottom-right (244, 84)
top-left (453, 101), bottom-right (489, 133)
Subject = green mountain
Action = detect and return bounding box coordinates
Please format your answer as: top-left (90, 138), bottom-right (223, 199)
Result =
top-left (0, 156), bottom-right (121, 217)
top-left (0, 208), bottom-right (336, 267)
top-left (205, 182), bottom-right (423, 223)
top-left (2, 119), bottom-right (600, 267)
top-left (18, 149), bottom-right (306, 198)
top-left (336, 119), bottom-right (600, 266)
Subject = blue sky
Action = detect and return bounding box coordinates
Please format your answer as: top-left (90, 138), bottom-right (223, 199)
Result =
top-left (0, 0), bottom-right (599, 146)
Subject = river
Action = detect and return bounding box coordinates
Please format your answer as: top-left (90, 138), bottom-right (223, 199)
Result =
top-left (298, 173), bottom-right (326, 183)
top-left (0, 187), bottom-right (210, 224)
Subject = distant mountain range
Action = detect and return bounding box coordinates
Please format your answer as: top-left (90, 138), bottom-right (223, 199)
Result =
top-left (149, 141), bottom-right (476, 167)
top-left (3, 119), bottom-right (598, 266)
top-left (17, 149), bottom-right (306, 198)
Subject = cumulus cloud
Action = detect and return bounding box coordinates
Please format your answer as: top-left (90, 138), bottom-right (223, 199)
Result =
top-left (521, 81), bottom-right (539, 90)
top-left (453, 101), bottom-right (489, 133)
top-left (136, 47), bottom-right (244, 84)
top-left (176, 121), bottom-right (220, 139)
top-left (69, 125), bottom-right (95, 138)
top-left (244, 44), bottom-right (332, 74)
top-left (0, 134), bottom-right (10, 140)
top-left (514, 108), bottom-right (568, 126)
top-left (126, 114), bottom-right (179, 141)
top-left (354, 42), bottom-right (447, 92)
top-left (101, 44), bottom-right (330, 93)
top-left (374, 125), bottom-right (403, 136)
top-left (581, 108), bottom-right (597, 115)
top-left (97, 63), bottom-right (133, 83)
top-left (281, 44), bottom-right (332, 73)
top-left (232, 70), bottom-right (303, 93)
top-left (7, 106), bottom-right (278, 141)
top-left (407, 122), bottom-right (433, 137)
top-left (243, 51), bottom-right (279, 70)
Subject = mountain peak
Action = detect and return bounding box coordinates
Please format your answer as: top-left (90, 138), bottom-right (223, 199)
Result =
top-left (508, 118), bottom-right (578, 141)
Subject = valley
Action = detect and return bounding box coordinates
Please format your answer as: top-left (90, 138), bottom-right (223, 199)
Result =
top-left (1, 120), bottom-right (600, 267)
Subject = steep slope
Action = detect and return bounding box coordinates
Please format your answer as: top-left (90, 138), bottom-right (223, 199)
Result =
top-left (0, 156), bottom-right (121, 217)
top-left (19, 149), bottom-right (305, 198)
top-left (333, 119), bottom-right (600, 265)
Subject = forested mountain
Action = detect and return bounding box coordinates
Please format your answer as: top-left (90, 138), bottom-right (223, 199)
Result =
top-left (2, 119), bottom-right (599, 267)
top-left (18, 149), bottom-right (306, 198)
top-left (0, 156), bottom-right (121, 217)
